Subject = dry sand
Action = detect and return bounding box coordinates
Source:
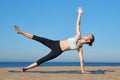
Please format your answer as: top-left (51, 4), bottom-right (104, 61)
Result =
top-left (0, 66), bottom-right (120, 80)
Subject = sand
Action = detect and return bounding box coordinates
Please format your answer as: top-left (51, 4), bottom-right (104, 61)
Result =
top-left (0, 66), bottom-right (120, 80)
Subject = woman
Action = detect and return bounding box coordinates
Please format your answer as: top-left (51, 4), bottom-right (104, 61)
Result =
top-left (14, 7), bottom-right (95, 73)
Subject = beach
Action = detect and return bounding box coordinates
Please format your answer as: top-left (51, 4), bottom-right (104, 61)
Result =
top-left (0, 66), bottom-right (120, 80)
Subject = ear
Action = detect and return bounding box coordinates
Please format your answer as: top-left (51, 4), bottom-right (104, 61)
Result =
top-left (83, 39), bottom-right (90, 44)
top-left (87, 39), bottom-right (91, 43)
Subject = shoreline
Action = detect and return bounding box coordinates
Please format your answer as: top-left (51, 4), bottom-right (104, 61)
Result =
top-left (0, 62), bottom-right (120, 68)
top-left (0, 66), bottom-right (120, 80)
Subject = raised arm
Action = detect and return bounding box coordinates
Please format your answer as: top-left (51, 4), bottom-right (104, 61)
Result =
top-left (76, 7), bottom-right (83, 39)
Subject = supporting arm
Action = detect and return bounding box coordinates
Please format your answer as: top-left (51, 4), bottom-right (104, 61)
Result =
top-left (78, 47), bottom-right (85, 73)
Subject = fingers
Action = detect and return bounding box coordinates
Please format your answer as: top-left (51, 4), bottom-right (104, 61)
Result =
top-left (78, 7), bottom-right (82, 10)
top-left (77, 7), bottom-right (83, 14)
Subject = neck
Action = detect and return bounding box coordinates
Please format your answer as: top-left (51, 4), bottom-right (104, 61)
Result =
top-left (80, 39), bottom-right (88, 44)
top-left (77, 39), bottom-right (89, 47)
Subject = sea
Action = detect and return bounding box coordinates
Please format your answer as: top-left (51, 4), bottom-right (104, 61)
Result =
top-left (0, 62), bottom-right (120, 68)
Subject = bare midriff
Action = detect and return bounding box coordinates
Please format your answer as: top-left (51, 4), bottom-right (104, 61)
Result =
top-left (60, 40), bottom-right (70, 51)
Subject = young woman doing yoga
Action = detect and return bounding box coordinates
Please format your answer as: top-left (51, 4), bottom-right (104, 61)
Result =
top-left (14, 7), bottom-right (95, 73)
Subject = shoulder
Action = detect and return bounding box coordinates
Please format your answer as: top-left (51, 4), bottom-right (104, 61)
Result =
top-left (75, 34), bottom-right (81, 40)
top-left (78, 46), bottom-right (83, 51)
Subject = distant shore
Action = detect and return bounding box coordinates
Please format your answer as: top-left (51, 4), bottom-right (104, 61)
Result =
top-left (0, 66), bottom-right (120, 80)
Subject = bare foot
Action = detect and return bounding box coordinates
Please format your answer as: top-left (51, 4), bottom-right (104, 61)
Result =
top-left (22, 68), bottom-right (27, 72)
top-left (14, 25), bottom-right (21, 34)
top-left (82, 71), bottom-right (90, 74)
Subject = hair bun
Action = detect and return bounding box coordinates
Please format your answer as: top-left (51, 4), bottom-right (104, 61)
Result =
top-left (89, 43), bottom-right (92, 46)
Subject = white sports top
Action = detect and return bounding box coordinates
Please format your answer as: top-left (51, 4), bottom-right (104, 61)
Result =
top-left (68, 36), bottom-right (79, 50)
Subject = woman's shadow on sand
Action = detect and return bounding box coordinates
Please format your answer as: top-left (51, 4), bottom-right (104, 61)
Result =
top-left (9, 69), bottom-right (115, 74)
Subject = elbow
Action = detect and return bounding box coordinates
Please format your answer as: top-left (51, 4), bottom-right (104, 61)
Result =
top-left (76, 23), bottom-right (80, 26)
top-left (80, 59), bottom-right (84, 63)
top-left (80, 59), bottom-right (84, 67)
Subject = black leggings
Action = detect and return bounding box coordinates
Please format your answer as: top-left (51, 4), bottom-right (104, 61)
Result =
top-left (32, 35), bottom-right (63, 66)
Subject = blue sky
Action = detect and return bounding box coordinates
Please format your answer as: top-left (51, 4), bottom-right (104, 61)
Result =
top-left (0, 0), bottom-right (120, 62)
